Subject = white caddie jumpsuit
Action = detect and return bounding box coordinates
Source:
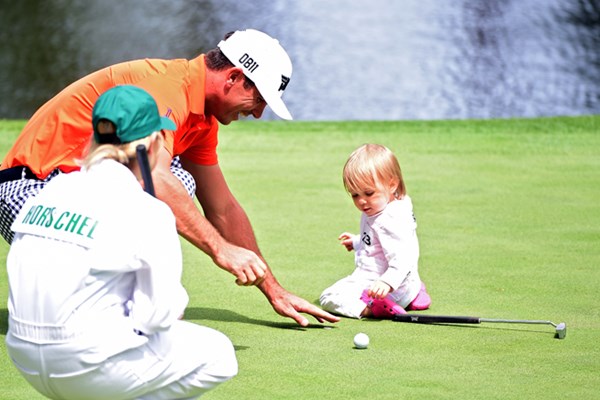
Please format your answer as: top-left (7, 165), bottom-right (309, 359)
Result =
top-left (320, 196), bottom-right (422, 318)
top-left (5, 159), bottom-right (237, 400)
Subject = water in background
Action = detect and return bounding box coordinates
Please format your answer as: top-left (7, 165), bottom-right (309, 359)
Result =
top-left (0, 0), bottom-right (598, 121)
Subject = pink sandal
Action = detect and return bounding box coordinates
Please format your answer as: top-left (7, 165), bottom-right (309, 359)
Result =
top-left (361, 290), bottom-right (406, 318)
top-left (406, 282), bottom-right (431, 311)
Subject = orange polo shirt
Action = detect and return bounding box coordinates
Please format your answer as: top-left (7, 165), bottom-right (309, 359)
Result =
top-left (2, 55), bottom-right (219, 179)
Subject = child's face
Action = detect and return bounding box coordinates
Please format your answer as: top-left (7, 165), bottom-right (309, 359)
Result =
top-left (349, 180), bottom-right (397, 217)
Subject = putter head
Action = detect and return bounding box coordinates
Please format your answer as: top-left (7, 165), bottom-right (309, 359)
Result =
top-left (555, 322), bottom-right (567, 339)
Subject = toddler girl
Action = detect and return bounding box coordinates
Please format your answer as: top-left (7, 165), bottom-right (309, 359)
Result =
top-left (320, 144), bottom-right (431, 318)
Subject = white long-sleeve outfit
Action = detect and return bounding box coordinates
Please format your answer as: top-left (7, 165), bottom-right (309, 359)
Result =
top-left (320, 196), bottom-right (422, 318)
top-left (6, 160), bottom-right (237, 400)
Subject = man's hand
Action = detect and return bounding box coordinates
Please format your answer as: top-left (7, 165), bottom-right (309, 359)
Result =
top-left (213, 242), bottom-right (267, 286)
top-left (264, 285), bottom-right (340, 327)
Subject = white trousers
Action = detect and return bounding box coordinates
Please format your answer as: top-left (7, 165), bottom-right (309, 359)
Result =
top-left (320, 271), bottom-right (421, 319)
top-left (6, 321), bottom-right (237, 400)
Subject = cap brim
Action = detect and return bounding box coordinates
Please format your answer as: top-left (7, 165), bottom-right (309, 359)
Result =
top-left (265, 96), bottom-right (293, 121)
top-left (160, 116), bottom-right (177, 131)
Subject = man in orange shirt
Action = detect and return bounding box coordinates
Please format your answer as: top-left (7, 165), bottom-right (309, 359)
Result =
top-left (0, 29), bottom-right (339, 327)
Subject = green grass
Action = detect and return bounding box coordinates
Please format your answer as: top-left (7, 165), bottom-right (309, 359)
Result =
top-left (1, 115), bottom-right (599, 399)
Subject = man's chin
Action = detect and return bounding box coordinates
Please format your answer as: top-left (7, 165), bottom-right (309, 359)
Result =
top-left (214, 115), bottom-right (233, 125)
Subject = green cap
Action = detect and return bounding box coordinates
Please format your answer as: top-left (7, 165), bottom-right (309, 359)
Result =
top-left (92, 85), bottom-right (176, 144)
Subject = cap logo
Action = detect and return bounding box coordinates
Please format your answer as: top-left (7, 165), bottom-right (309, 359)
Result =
top-left (239, 53), bottom-right (259, 73)
top-left (218, 30), bottom-right (293, 120)
top-left (279, 75), bottom-right (290, 92)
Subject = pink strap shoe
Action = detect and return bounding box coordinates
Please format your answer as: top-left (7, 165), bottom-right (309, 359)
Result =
top-left (407, 282), bottom-right (431, 311)
top-left (361, 290), bottom-right (406, 319)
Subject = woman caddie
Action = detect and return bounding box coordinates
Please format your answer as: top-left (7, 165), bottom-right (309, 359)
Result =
top-left (5, 85), bottom-right (237, 400)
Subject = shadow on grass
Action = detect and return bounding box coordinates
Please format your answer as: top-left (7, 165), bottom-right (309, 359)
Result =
top-left (184, 307), bottom-right (337, 331)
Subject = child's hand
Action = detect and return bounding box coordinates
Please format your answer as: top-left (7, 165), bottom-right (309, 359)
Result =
top-left (338, 232), bottom-right (356, 252)
top-left (368, 280), bottom-right (392, 299)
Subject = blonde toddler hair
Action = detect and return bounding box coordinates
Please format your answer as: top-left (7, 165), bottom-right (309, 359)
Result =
top-left (342, 143), bottom-right (406, 198)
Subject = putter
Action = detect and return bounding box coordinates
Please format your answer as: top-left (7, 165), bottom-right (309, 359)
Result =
top-left (393, 314), bottom-right (567, 339)
top-left (136, 144), bottom-right (155, 197)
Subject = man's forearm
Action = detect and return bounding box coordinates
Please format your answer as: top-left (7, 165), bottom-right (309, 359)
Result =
top-left (154, 168), bottom-right (226, 259)
top-left (204, 198), bottom-right (285, 295)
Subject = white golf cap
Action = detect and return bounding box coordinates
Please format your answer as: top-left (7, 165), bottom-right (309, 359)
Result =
top-left (218, 29), bottom-right (293, 120)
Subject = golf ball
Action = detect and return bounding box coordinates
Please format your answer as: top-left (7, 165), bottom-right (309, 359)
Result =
top-left (353, 333), bottom-right (369, 349)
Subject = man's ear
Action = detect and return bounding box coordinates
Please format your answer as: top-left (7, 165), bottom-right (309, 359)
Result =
top-left (225, 68), bottom-right (245, 86)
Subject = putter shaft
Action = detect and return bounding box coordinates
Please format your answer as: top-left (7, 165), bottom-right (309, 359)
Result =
top-left (479, 318), bottom-right (558, 327)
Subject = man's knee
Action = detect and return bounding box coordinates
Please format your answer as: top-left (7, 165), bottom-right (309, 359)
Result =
top-left (0, 205), bottom-right (15, 243)
top-left (170, 157), bottom-right (196, 197)
top-left (0, 179), bottom-right (48, 244)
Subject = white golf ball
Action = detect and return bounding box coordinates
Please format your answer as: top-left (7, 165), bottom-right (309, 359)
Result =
top-left (353, 332), bottom-right (369, 349)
